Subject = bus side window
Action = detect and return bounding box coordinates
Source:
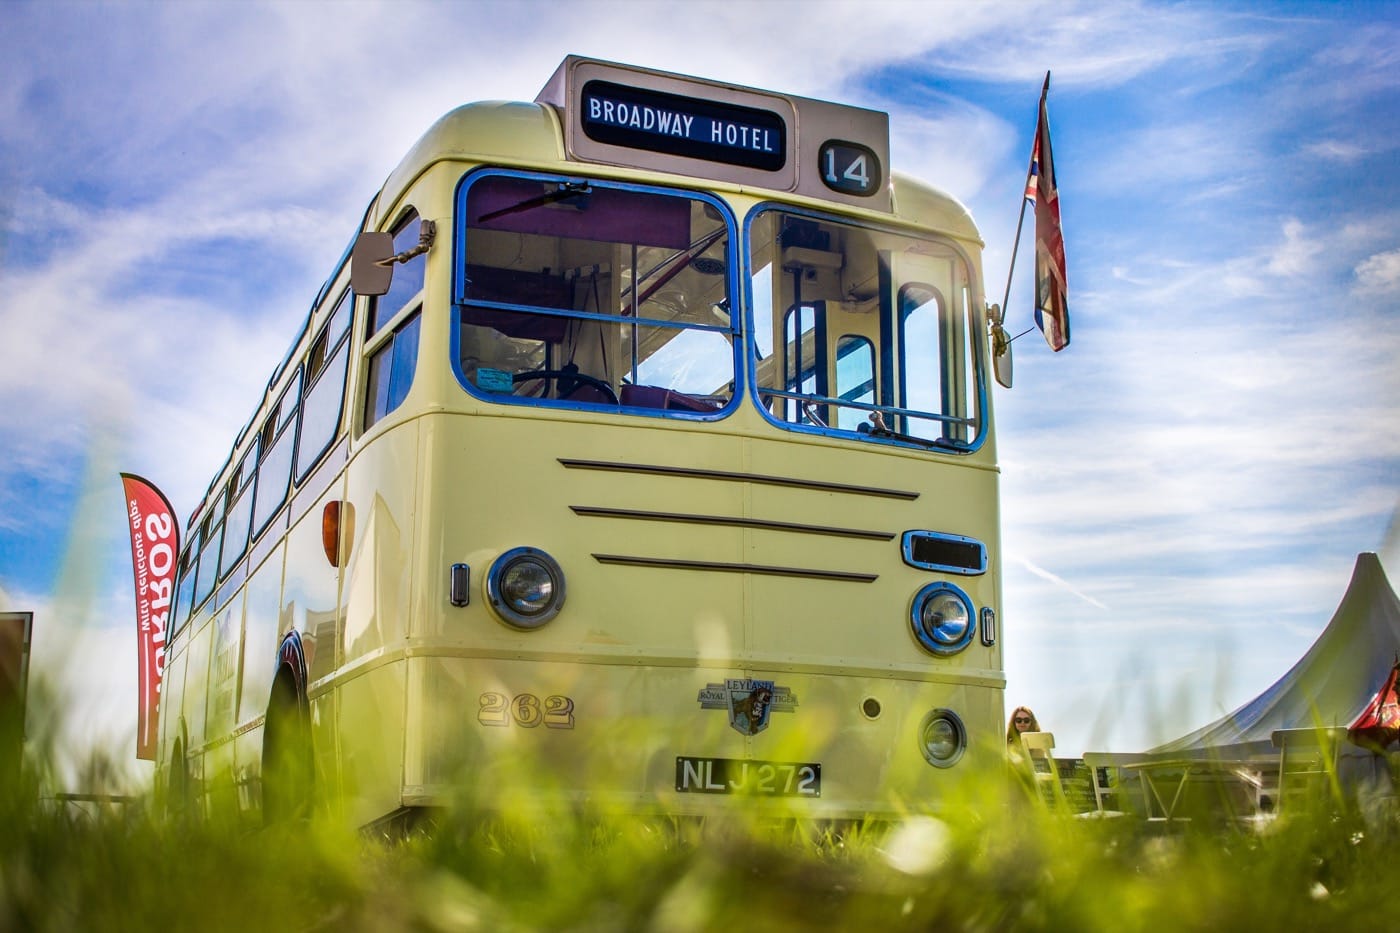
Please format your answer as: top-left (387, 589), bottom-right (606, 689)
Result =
top-left (218, 440), bottom-right (259, 580)
top-left (363, 308), bottom-right (421, 430)
top-left (306, 290), bottom-right (350, 379)
top-left (294, 317), bottom-right (351, 483)
top-left (191, 507), bottom-right (224, 616)
top-left (170, 546), bottom-right (199, 644)
top-left (368, 210), bottom-right (425, 337)
top-left (251, 371), bottom-right (301, 539)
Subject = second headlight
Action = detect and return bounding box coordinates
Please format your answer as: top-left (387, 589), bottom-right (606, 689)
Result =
top-left (910, 582), bottom-right (974, 655)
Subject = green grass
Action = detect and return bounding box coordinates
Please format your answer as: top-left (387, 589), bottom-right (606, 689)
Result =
top-left (3, 696), bottom-right (1396, 932)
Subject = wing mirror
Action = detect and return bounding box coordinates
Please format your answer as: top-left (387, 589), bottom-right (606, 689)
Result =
top-left (987, 303), bottom-right (1013, 389)
top-left (350, 232), bottom-right (395, 297)
top-left (351, 220), bottom-right (436, 297)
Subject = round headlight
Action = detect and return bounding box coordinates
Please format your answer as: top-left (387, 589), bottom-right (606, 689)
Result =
top-left (486, 547), bottom-right (565, 629)
top-left (910, 583), bottom-right (974, 655)
top-left (918, 709), bottom-right (966, 768)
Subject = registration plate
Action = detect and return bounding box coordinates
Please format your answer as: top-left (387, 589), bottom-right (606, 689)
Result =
top-left (675, 756), bottom-right (821, 797)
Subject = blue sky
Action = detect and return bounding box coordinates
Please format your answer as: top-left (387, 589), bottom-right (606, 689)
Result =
top-left (1, 0), bottom-right (1397, 781)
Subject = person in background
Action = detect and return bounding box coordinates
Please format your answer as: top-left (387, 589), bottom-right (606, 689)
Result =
top-left (1007, 706), bottom-right (1041, 745)
top-left (1006, 706), bottom-right (1041, 771)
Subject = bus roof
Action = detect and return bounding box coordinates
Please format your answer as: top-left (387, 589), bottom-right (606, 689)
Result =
top-left (377, 56), bottom-right (980, 242)
top-left (376, 97), bottom-right (982, 244)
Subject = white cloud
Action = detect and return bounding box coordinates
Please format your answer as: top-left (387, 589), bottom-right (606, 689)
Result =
top-left (1266, 217), bottom-right (1324, 277)
top-left (888, 104), bottom-right (1015, 206)
top-left (1354, 247), bottom-right (1400, 295)
top-left (0, 190), bottom-right (309, 520)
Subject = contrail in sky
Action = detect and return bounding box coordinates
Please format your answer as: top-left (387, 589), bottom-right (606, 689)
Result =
top-left (1015, 555), bottom-right (1109, 611)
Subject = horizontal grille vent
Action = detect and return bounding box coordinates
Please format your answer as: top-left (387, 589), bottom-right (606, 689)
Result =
top-left (902, 531), bottom-right (986, 575)
top-left (558, 458), bottom-right (918, 500)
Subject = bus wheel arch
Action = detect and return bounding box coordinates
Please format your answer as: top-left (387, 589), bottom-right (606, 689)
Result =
top-left (166, 725), bottom-right (192, 820)
top-left (262, 642), bottom-right (313, 824)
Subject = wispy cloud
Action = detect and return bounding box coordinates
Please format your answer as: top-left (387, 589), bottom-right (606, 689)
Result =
top-left (1304, 139), bottom-right (1371, 162)
top-left (907, 1), bottom-right (1274, 88)
top-left (1014, 556), bottom-right (1109, 610)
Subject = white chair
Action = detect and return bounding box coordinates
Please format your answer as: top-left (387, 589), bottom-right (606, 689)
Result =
top-left (1019, 731), bottom-right (1069, 810)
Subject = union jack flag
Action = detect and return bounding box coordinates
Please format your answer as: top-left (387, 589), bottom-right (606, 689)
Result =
top-left (1025, 86), bottom-right (1069, 351)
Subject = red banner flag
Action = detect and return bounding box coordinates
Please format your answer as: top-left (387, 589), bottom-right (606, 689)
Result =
top-left (1026, 81), bottom-right (1069, 351)
top-left (1348, 661), bottom-right (1400, 752)
top-left (120, 474), bottom-right (179, 760)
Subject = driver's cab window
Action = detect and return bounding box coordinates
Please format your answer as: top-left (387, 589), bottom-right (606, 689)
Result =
top-left (453, 172), bottom-right (737, 415)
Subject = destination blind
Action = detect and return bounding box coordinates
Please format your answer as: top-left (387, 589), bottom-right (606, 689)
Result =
top-left (580, 79), bottom-right (786, 172)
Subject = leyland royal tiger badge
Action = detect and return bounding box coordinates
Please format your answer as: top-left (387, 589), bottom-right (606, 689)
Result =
top-left (697, 679), bottom-right (798, 736)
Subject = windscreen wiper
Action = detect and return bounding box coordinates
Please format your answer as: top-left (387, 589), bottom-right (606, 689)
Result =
top-left (478, 182), bottom-right (592, 223)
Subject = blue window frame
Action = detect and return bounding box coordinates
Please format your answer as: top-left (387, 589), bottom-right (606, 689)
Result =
top-left (452, 170), bottom-right (739, 417)
top-left (747, 205), bottom-right (984, 451)
top-left (294, 298), bottom-right (352, 483)
top-left (364, 309), bottom-right (421, 429)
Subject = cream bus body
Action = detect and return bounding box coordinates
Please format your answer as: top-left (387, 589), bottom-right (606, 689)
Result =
top-left (158, 61), bottom-right (1005, 827)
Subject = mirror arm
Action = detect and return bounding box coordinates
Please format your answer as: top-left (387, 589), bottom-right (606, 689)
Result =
top-left (378, 220), bottom-right (437, 268)
top-left (986, 302), bottom-right (1014, 389)
top-left (987, 302), bottom-right (1007, 352)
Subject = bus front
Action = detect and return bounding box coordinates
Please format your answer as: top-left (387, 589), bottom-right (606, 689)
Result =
top-left (351, 58), bottom-right (1004, 824)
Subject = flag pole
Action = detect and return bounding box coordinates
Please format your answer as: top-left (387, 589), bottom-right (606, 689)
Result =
top-left (1000, 71), bottom-right (1051, 344)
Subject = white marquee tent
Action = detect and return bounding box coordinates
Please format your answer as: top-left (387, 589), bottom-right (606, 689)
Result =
top-left (1150, 552), bottom-right (1400, 759)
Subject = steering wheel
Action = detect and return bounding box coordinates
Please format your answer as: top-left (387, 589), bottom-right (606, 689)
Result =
top-left (512, 368), bottom-right (619, 404)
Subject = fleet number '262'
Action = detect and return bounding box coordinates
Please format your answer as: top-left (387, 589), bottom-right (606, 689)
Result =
top-left (478, 692), bottom-right (575, 729)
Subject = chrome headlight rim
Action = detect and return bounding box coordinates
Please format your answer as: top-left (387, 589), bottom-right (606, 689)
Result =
top-left (485, 546), bottom-right (566, 629)
top-left (909, 581), bottom-right (974, 656)
top-left (918, 708), bottom-right (967, 768)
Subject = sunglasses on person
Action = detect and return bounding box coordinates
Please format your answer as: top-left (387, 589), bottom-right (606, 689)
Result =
top-left (1014, 717), bottom-right (1032, 724)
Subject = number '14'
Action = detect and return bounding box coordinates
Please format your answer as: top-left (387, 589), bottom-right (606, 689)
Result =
top-left (825, 150), bottom-right (869, 189)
